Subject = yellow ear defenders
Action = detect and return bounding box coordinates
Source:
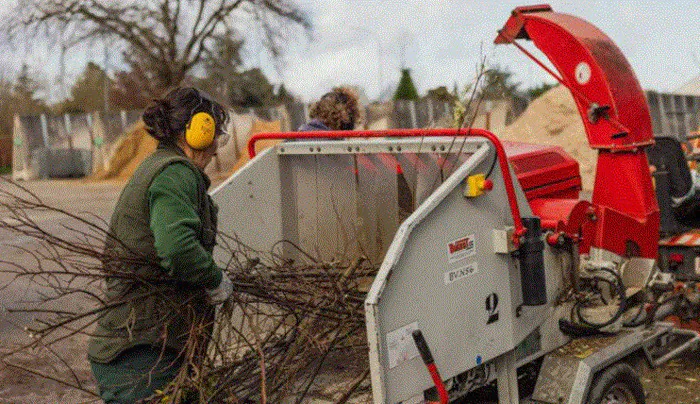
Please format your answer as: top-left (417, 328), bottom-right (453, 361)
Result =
top-left (185, 111), bottom-right (216, 150)
top-left (184, 90), bottom-right (217, 150)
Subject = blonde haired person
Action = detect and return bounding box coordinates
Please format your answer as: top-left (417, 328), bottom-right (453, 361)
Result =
top-left (298, 87), bottom-right (361, 131)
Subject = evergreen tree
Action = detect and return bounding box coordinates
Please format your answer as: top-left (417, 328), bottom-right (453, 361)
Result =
top-left (393, 68), bottom-right (419, 101)
top-left (276, 84), bottom-right (295, 106)
top-left (198, 31), bottom-right (244, 102)
top-left (526, 82), bottom-right (558, 101)
top-left (13, 64), bottom-right (47, 115)
top-left (109, 68), bottom-right (152, 111)
top-left (480, 66), bottom-right (520, 100)
top-left (59, 62), bottom-right (111, 113)
top-left (227, 68), bottom-right (276, 109)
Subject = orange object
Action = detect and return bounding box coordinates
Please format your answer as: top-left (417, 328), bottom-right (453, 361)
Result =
top-left (666, 315), bottom-right (700, 334)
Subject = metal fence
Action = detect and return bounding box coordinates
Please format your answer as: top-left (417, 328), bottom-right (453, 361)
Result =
top-left (10, 98), bottom-right (524, 180)
top-left (284, 99), bottom-right (455, 132)
top-left (12, 111), bottom-right (143, 180)
top-left (393, 99), bottom-right (453, 129)
top-left (646, 91), bottom-right (700, 141)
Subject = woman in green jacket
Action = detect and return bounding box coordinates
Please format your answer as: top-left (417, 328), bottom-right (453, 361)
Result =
top-left (88, 87), bottom-right (233, 403)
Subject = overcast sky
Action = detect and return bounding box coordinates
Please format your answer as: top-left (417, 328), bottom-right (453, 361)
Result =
top-left (3, 0), bottom-right (700, 102)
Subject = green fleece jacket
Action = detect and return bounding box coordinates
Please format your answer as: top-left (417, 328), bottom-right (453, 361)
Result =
top-left (149, 162), bottom-right (222, 288)
top-left (88, 145), bottom-right (221, 363)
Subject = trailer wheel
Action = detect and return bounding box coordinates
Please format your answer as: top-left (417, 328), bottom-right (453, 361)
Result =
top-left (587, 363), bottom-right (645, 404)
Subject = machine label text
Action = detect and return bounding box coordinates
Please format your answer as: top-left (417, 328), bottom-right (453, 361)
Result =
top-left (444, 262), bottom-right (478, 285)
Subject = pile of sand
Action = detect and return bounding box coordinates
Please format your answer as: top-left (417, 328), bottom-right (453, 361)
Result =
top-left (223, 119), bottom-right (283, 176)
top-left (90, 122), bottom-right (158, 181)
top-left (500, 85), bottom-right (596, 190)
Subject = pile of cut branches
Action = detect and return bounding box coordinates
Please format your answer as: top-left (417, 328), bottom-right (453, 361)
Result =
top-left (0, 179), bottom-right (377, 403)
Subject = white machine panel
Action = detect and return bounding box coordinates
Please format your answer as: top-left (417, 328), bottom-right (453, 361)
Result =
top-left (211, 148), bottom-right (283, 265)
top-left (365, 143), bottom-right (546, 403)
top-left (211, 137), bottom-right (548, 403)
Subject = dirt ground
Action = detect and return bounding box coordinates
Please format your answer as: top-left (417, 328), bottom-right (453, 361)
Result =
top-left (642, 350), bottom-right (700, 403)
top-left (1, 178), bottom-right (700, 403)
top-left (0, 178), bottom-right (122, 403)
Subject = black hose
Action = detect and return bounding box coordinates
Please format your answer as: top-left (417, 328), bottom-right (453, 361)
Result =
top-left (558, 318), bottom-right (615, 337)
top-left (575, 267), bottom-right (627, 329)
top-left (622, 302), bottom-right (648, 328)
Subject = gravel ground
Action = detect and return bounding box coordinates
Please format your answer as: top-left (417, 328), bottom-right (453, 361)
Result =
top-left (642, 349), bottom-right (700, 404)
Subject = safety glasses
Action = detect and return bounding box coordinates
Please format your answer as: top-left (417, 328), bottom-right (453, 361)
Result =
top-left (215, 132), bottom-right (230, 148)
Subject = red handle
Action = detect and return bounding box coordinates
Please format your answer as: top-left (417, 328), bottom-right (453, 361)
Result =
top-left (247, 128), bottom-right (525, 242)
top-left (426, 363), bottom-right (450, 404)
top-left (412, 329), bottom-right (450, 404)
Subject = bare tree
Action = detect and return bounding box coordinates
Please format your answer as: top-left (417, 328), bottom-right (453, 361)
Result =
top-left (3, 0), bottom-right (310, 95)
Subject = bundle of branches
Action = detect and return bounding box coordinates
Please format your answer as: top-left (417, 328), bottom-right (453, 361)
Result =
top-left (0, 179), bottom-right (377, 403)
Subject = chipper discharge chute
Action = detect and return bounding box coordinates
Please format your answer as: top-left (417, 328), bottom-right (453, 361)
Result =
top-left (211, 4), bottom-right (700, 404)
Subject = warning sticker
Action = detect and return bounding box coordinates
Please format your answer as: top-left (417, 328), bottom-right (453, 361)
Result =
top-left (387, 322), bottom-right (420, 369)
top-left (447, 234), bottom-right (476, 263)
top-left (444, 262), bottom-right (479, 285)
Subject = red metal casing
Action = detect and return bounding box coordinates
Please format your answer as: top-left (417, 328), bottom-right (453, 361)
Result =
top-left (503, 141), bottom-right (581, 200)
top-left (496, 5), bottom-right (660, 258)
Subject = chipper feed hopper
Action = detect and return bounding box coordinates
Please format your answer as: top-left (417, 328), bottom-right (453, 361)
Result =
top-left (211, 5), bottom-right (700, 404)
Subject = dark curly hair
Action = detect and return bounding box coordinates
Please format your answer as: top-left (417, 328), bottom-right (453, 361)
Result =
top-left (142, 87), bottom-right (229, 144)
top-left (309, 87), bottom-right (361, 130)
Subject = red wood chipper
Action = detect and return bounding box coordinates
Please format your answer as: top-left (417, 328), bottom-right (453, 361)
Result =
top-left (212, 4), bottom-right (700, 403)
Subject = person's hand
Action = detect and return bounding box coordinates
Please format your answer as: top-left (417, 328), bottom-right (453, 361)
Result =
top-left (205, 273), bottom-right (233, 305)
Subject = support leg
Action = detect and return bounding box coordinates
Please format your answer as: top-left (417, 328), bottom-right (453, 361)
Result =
top-left (496, 349), bottom-right (519, 404)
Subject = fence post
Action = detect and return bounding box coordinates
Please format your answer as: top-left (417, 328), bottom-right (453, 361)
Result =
top-left (11, 115), bottom-right (25, 180)
top-left (64, 113), bottom-right (72, 134)
top-left (120, 110), bottom-right (127, 133)
top-left (682, 95), bottom-right (693, 142)
top-left (228, 111), bottom-right (240, 161)
top-left (40, 114), bottom-right (50, 148)
top-left (409, 101), bottom-right (418, 128)
top-left (427, 99), bottom-right (434, 126)
top-left (657, 92), bottom-right (670, 138)
top-left (90, 112), bottom-right (108, 174)
top-left (64, 114), bottom-right (73, 149)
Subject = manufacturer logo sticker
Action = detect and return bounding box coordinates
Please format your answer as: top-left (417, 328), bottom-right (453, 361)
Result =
top-left (447, 234), bottom-right (476, 263)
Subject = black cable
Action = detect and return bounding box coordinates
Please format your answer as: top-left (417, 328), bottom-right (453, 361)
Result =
top-left (485, 149), bottom-right (498, 179)
top-left (647, 293), bottom-right (685, 324)
top-left (622, 301), bottom-right (648, 328)
top-left (558, 318), bottom-right (615, 337)
top-left (574, 267), bottom-right (627, 329)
